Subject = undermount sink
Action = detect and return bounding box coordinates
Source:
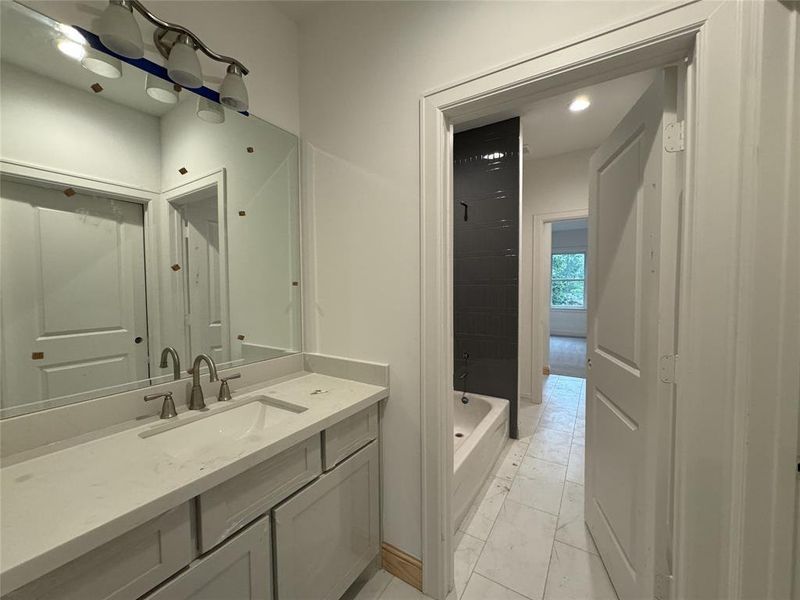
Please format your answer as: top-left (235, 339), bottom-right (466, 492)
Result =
top-left (140, 395), bottom-right (307, 457)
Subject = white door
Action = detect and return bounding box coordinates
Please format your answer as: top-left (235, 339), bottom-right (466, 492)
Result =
top-left (585, 70), bottom-right (679, 599)
top-left (0, 178), bottom-right (149, 411)
top-left (182, 196), bottom-right (223, 362)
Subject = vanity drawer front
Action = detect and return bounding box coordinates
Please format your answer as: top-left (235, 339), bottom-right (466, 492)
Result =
top-left (322, 405), bottom-right (378, 471)
top-left (4, 504), bottom-right (192, 600)
top-left (197, 435), bottom-right (321, 552)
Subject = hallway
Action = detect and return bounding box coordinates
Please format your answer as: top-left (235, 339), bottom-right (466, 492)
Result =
top-left (346, 375), bottom-right (616, 600)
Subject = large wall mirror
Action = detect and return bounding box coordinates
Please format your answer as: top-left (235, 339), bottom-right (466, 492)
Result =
top-left (0, 1), bottom-right (301, 418)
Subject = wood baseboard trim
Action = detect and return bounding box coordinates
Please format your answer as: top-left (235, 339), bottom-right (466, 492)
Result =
top-left (381, 542), bottom-right (422, 591)
top-left (543, 365), bottom-right (551, 375)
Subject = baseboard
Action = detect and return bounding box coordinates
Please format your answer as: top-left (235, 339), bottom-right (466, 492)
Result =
top-left (381, 542), bottom-right (422, 591)
top-left (543, 365), bottom-right (551, 375)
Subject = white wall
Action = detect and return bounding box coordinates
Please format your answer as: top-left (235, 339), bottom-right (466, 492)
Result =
top-left (21, 0), bottom-right (300, 134)
top-left (297, 2), bottom-right (670, 558)
top-left (550, 227), bottom-right (588, 338)
top-left (0, 62), bottom-right (161, 190)
top-left (519, 148), bottom-right (591, 401)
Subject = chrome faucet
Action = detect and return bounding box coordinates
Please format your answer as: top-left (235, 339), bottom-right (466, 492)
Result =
top-left (188, 354), bottom-right (218, 410)
top-left (159, 347), bottom-right (181, 381)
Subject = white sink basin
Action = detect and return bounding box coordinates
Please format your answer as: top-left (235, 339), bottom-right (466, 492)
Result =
top-left (140, 395), bottom-right (307, 458)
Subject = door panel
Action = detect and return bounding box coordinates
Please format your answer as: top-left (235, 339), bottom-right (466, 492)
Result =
top-left (1, 178), bottom-right (148, 410)
top-left (586, 71), bottom-right (678, 600)
top-left (183, 196), bottom-right (223, 362)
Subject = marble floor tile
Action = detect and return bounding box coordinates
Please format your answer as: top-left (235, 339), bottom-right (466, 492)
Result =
top-left (460, 573), bottom-right (531, 600)
top-left (555, 481), bottom-right (597, 554)
top-left (544, 541), bottom-right (618, 600)
top-left (566, 443), bottom-right (585, 485)
top-left (547, 393), bottom-right (580, 413)
top-left (474, 499), bottom-right (557, 600)
top-left (539, 406), bottom-right (578, 433)
top-left (460, 477), bottom-right (512, 541)
top-left (454, 532), bottom-right (484, 598)
top-left (493, 439), bottom-right (529, 482)
top-left (379, 577), bottom-right (426, 600)
top-left (572, 420), bottom-right (585, 446)
top-left (507, 456), bottom-right (567, 515)
top-left (342, 569), bottom-right (394, 600)
top-left (528, 427), bottom-right (573, 465)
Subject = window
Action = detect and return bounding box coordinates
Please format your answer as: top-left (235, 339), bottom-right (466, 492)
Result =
top-left (551, 252), bottom-right (586, 308)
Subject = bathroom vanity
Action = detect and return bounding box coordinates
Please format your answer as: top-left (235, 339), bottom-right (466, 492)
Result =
top-left (1, 363), bottom-right (387, 600)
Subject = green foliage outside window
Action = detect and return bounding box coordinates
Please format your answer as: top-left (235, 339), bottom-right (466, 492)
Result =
top-left (551, 252), bottom-right (585, 308)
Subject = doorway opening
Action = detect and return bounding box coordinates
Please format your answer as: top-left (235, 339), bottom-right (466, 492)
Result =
top-left (444, 62), bottom-right (677, 600)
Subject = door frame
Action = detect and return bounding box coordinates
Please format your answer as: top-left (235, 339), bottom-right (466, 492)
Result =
top-left (160, 169), bottom-right (231, 376)
top-left (0, 159), bottom-right (160, 418)
top-left (419, 2), bottom-right (798, 599)
top-left (530, 209), bottom-right (588, 404)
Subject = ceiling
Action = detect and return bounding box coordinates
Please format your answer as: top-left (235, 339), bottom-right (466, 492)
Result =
top-left (272, 1), bottom-right (330, 24)
top-left (520, 70), bottom-right (655, 160)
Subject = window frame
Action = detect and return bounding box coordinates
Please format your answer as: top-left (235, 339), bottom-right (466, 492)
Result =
top-left (550, 250), bottom-right (586, 310)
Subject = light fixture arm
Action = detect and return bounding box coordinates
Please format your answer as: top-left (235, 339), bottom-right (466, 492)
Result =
top-left (117, 0), bottom-right (249, 75)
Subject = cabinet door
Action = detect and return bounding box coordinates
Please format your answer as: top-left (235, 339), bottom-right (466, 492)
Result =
top-left (144, 515), bottom-right (271, 600)
top-left (273, 441), bottom-right (380, 600)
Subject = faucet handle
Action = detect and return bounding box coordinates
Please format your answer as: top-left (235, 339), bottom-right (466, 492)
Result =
top-left (144, 392), bottom-right (178, 419)
top-left (217, 373), bottom-right (241, 402)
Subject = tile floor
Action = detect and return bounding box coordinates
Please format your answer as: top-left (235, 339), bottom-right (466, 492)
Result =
top-left (344, 375), bottom-right (618, 600)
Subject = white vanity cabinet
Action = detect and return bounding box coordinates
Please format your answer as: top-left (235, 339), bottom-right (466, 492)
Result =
top-left (4, 504), bottom-right (192, 600)
top-left (3, 405), bottom-right (382, 600)
top-left (142, 516), bottom-right (271, 600)
top-left (272, 441), bottom-right (380, 600)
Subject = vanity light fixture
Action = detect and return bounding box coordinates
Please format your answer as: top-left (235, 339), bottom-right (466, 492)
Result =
top-left (167, 34), bottom-right (203, 89)
top-left (197, 97), bottom-right (225, 124)
top-left (220, 64), bottom-right (248, 112)
top-left (145, 73), bottom-right (179, 104)
top-left (95, 0), bottom-right (250, 108)
top-left (569, 95), bottom-right (591, 112)
top-left (81, 47), bottom-right (123, 79)
top-left (96, 0), bottom-right (143, 59)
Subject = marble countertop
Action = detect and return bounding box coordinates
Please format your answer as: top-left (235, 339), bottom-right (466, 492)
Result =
top-left (0, 371), bottom-right (388, 594)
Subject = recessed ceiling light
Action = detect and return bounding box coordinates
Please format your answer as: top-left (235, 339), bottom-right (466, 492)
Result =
top-left (569, 96), bottom-right (591, 112)
top-left (56, 39), bottom-right (86, 61)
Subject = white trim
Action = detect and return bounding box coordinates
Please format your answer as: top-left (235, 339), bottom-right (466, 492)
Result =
top-left (420, 2), bottom-right (795, 599)
top-left (532, 209), bottom-right (588, 404)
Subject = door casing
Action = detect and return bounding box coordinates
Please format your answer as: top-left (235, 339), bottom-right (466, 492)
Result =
top-left (419, 2), bottom-right (799, 599)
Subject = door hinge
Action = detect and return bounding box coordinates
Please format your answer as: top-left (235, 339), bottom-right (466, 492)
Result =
top-left (659, 354), bottom-right (678, 384)
top-left (655, 573), bottom-right (673, 600)
top-left (664, 120), bottom-right (685, 152)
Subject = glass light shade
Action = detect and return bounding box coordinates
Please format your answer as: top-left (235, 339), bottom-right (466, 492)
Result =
top-left (168, 35), bottom-right (203, 89)
top-left (146, 74), bottom-right (179, 104)
top-left (97, 1), bottom-right (143, 59)
top-left (81, 48), bottom-right (122, 79)
top-left (197, 97), bottom-right (224, 124)
top-left (219, 64), bottom-right (248, 112)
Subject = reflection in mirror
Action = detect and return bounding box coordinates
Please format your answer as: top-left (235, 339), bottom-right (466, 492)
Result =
top-left (0, 1), bottom-right (301, 418)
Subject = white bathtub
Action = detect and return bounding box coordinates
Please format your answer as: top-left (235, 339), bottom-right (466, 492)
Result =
top-left (453, 392), bottom-right (509, 530)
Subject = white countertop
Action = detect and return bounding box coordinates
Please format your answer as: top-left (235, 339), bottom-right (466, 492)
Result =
top-left (0, 371), bottom-right (387, 594)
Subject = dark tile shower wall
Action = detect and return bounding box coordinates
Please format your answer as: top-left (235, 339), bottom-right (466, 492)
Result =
top-left (453, 117), bottom-right (520, 439)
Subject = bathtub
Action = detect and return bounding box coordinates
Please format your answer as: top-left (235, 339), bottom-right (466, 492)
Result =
top-left (453, 392), bottom-right (509, 530)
